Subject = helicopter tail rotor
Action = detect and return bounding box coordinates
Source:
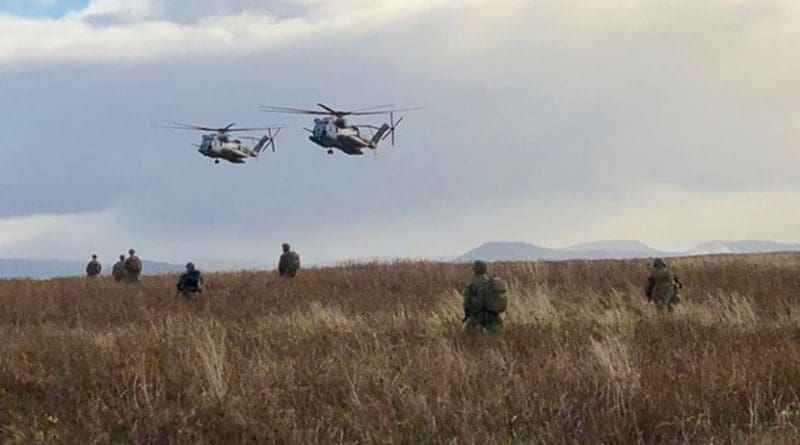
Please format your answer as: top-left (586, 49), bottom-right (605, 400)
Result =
top-left (267, 127), bottom-right (282, 152)
top-left (381, 111), bottom-right (404, 146)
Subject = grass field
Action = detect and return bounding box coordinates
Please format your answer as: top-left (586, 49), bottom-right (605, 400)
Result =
top-left (2, 254), bottom-right (800, 444)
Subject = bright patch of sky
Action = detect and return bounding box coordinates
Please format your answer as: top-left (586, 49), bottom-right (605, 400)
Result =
top-left (0, 0), bottom-right (88, 18)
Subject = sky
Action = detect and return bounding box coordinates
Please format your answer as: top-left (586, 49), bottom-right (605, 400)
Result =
top-left (1, 0), bottom-right (799, 265)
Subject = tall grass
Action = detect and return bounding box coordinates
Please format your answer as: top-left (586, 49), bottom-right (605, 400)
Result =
top-left (1, 254), bottom-right (800, 443)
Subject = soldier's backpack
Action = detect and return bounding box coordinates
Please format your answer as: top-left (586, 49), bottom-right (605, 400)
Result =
top-left (127, 257), bottom-right (143, 274)
top-left (280, 252), bottom-right (301, 277)
top-left (87, 261), bottom-right (101, 276)
top-left (289, 252), bottom-right (301, 271)
top-left (486, 277), bottom-right (509, 313)
top-left (650, 268), bottom-right (676, 302)
top-left (477, 277), bottom-right (509, 313)
top-left (178, 271), bottom-right (202, 292)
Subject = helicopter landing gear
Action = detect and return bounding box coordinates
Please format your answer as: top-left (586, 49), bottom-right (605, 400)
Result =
top-left (327, 149), bottom-right (334, 155)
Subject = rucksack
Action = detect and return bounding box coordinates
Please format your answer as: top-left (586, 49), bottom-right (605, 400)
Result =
top-left (178, 271), bottom-right (202, 291)
top-left (650, 268), bottom-right (676, 301)
top-left (476, 277), bottom-right (509, 313)
top-left (127, 257), bottom-right (142, 273)
top-left (289, 252), bottom-right (300, 270)
top-left (87, 261), bottom-right (101, 275)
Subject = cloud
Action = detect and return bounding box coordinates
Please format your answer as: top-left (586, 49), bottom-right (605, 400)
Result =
top-left (1, 0), bottom-right (800, 261)
top-left (0, 0), bottom-right (476, 67)
top-left (0, 209), bottom-right (123, 259)
top-left (70, 0), bottom-right (155, 25)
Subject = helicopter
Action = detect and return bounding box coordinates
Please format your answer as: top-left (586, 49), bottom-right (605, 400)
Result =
top-left (260, 103), bottom-right (414, 155)
top-left (165, 123), bottom-right (282, 164)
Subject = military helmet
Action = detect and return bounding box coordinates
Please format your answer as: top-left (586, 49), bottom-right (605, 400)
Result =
top-left (653, 258), bottom-right (667, 268)
top-left (282, 243), bottom-right (290, 252)
top-left (129, 248), bottom-right (136, 255)
top-left (119, 255), bottom-right (125, 260)
top-left (472, 260), bottom-right (488, 274)
top-left (91, 254), bottom-right (97, 259)
top-left (186, 262), bottom-right (195, 271)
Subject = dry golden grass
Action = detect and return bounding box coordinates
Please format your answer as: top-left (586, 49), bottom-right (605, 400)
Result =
top-left (1, 254), bottom-right (800, 443)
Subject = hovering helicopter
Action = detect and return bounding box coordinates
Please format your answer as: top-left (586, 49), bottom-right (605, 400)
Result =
top-left (260, 103), bottom-right (414, 155)
top-left (165, 123), bottom-right (282, 164)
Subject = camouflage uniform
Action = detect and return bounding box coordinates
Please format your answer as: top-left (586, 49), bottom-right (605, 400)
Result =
top-left (644, 258), bottom-right (683, 312)
top-left (278, 243), bottom-right (301, 278)
top-left (112, 255), bottom-right (126, 282)
top-left (123, 249), bottom-right (143, 283)
top-left (463, 261), bottom-right (503, 333)
top-left (86, 255), bottom-right (102, 278)
top-left (176, 263), bottom-right (203, 301)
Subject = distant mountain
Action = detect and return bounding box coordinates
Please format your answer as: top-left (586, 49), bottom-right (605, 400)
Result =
top-left (0, 259), bottom-right (185, 280)
top-left (689, 240), bottom-right (800, 255)
top-left (458, 240), bottom-right (670, 262)
top-left (459, 239), bottom-right (800, 262)
top-left (566, 240), bottom-right (660, 254)
top-left (564, 240), bottom-right (670, 259)
top-left (459, 242), bottom-right (564, 262)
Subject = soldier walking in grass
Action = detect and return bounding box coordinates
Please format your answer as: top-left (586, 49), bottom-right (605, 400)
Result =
top-left (463, 260), bottom-right (509, 334)
top-left (644, 258), bottom-right (683, 312)
top-left (278, 243), bottom-right (301, 278)
top-left (85, 254), bottom-right (102, 278)
top-left (176, 262), bottom-right (204, 301)
top-left (123, 248), bottom-right (143, 283)
top-left (112, 255), bottom-right (126, 282)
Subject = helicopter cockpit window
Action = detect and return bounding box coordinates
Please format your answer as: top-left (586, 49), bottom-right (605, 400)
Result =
top-left (314, 121), bottom-right (326, 137)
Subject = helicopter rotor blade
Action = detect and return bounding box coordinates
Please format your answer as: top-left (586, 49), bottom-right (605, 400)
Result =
top-left (350, 104), bottom-right (395, 113)
top-left (166, 123), bottom-right (220, 132)
top-left (262, 104), bottom-right (420, 117)
top-left (161, 125), bottom-right (212, 131)
top-left (163, 122), bottom-right (273, 133)
top-left (317, 103), bottom-right (338, 114)
top-left (260, 106), bottom-right (331, 115)
top-left (392, 117), bottom-right (404, 145)
top-left (347, 106), bottom-right (421, 116)
top-left (268, 127), bottom-right (275, 152)
top-left (346, 110), bottom-right (396, 116)
top-left (225, 127), bottom-right (271, 133)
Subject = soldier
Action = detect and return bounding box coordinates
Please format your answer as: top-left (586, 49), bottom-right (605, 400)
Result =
top-left (85, 254), bottom-right (102, 278)
top-left (463, 260), bottom-right (508, 334)
top-left (112, 255), bottom-right (126, 282)
top-left (176, 262), bottom-right (203, 300)
top-left (123, 248), bottom-right (143, 283)
top-left (644, 258), bottom-right (683, 312)
top-left (278, 243), bottom-right (301, 278)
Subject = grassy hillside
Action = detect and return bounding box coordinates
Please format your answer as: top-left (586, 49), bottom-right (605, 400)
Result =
top-left (1, 255), bottom-right (800, 443)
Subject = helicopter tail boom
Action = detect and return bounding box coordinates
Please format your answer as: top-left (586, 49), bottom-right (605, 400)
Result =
top-left (370, 123), bottom-right (391, 147)
top-left (252, 134), bottom-right (272, 155)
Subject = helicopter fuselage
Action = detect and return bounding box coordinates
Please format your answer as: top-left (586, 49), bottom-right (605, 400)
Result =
top-left (198, 133), bottom-right (263, 164)
top-left (309, 117), bottom-right (376, 155)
